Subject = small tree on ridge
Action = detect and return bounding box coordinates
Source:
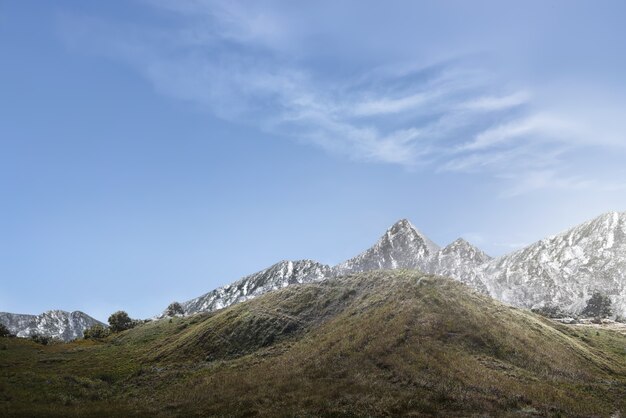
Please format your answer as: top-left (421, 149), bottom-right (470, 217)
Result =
top-left (165, 302), bottom-right (184, 317)
top-left (108, 311), bottom-right (134, 333)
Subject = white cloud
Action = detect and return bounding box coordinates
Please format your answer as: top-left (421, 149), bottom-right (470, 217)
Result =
top-left (459, 90), bottom-right (530, 111)
top-left (460, 114), bottom-right (573, 151)
top-left (351, 92), bottom-right (434, 117)
top-left (58, 0), bottom-right (626, 196)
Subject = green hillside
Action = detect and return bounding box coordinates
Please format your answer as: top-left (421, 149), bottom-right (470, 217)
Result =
top-left (2, 271), bottom-right (626, 417)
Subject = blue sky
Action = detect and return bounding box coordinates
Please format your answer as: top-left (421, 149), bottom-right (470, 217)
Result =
top-left (3, 0), bottom-right (626, 321)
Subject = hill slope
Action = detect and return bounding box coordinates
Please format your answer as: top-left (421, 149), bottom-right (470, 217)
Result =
top-left (2, 270), bottom-right (626, 417)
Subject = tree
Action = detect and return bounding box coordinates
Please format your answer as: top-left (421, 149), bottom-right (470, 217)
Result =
top-left (0, 323), bottom-right (13, 337)
top-left (83, 324), bottom-right (110, 339)
top-left (165, 302), bottom-right (184, 317)
top-left (531, 304), bottom-right (565, 318)
top-left (581, 292), bottom-right (613, 319)
top-left (108, 311), bottom-right (135, 333)
top-left (30, 334), bottom-right (60, 345)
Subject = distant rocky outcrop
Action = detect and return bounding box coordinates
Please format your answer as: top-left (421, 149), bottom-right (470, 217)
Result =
top-left (0, 310), bottom-right (104, 342)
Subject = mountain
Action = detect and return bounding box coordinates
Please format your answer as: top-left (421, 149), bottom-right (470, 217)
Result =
top-left (170, 211), bottom-right (626, 319)
top-left (4, 271), bottom-right (626, 416)
top-left (7, 211), bottom-right (626, 342)
top-left (480, 211), bottom-right (626, 316)
top-left (333, 219), bottom-right (440, 275)
top-left (334, 220), bottom-right (491, 290)
top-left (430, 238), bottom-right (492, 292)
top-left (176, 259), bottom-right (331, 315)
top-left (170, 219), bottom-right (491, 317)
top-left (171, 220), bottom-right (490, 317)
top-left (0, 310), bottom-right (104, 342)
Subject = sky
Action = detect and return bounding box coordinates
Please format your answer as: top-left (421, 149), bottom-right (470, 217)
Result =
top-left (2, 0), bottom-right (626, 321)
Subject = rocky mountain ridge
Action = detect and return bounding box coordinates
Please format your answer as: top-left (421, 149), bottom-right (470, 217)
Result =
top-left (0, 310), bottom-right (104, 342)
top-left (478, 211), bottom-right (626, 315)
top-left (5, 211), bottom-right (626, 340)
top-left (179, 259), bottom-right (331, 315)
top-left (169, 218), bottom-right (491, 317)
top-left (170, 211), bottom-right (626, 317)
top-left (333, 219), bottom-right (440, 274)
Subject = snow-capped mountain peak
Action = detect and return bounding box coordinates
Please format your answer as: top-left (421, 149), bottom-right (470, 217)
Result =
top-left (429, 237), bottom-right (492, 293)
top-left (161, 211), bottom-right (626, 320)
top-left (333, 219), bottom-right (440, 274)
top-left (8, 211), bottom-right (626, 340)
top-left (172, 219), bottom-right (494, 317)
top-left (438, 238), bottom-right (492, 263)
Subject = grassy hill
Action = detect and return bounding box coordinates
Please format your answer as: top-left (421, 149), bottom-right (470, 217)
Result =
top-left (2, 270), bottom-right (626, 417)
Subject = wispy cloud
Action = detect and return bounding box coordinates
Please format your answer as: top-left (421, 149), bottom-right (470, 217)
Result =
top-left (459, 91), bottom-right (531, 112)
top-left (58, 0), bottom-right (626, 195)
top-left (351, 92), bottom-right (435, 117)
top-left (459, 114), bottom-right (573, 151)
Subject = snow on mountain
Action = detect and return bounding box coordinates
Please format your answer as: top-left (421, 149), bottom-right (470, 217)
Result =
top-left (333, 219), bottom-right (440, 275)
top-left (174, 220), bottom-right (489, 316)
top-left (176, 260), bottom-right (332, 315)
top-left (333, 221), bottom-right (490, 289)
top-left (168, 211), bottom-right (626, 319)
top-left (0, 310), bottom-right (104, 341)
top-left (430, 238), bottom-right (492, 292)
top-left (6, 212), bottom-right (625, 337)
top-left (479, 211), bottom-right (626, 316)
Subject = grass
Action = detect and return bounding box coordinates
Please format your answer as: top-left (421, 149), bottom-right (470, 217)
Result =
top-left (1, 270), bottom-right (626, 417)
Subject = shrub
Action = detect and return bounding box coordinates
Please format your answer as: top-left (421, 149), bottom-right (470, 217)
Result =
top-left (0, 323), bottom-right (13, 337)
top-left (581, 292), bottom-right (613, 319)
top-left (83, 324), bottom-right (110, 339)
top-left (165, 302), bottom-right (184, 317)
top-left (108, 311), bottom-right (135, 333)
top-left (531, 305), bottom-right (565, 318)
top-left (30, 334), bottom-right (61, 345)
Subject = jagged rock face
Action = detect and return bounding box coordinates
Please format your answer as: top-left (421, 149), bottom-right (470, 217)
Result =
top-left (171, 211), bottom-right (626, 319)
top-left (333, 219), bottom-right (440, 275)
top-left (0, 310), bottom-right (104, 341)
top-left (480, 211), bottom-right (626, 316)
top-left (430, 238), bottom-right (492, 293)
top-left (178, 260), bottom-right (332, 315)
top-left (334, 222), bottom-right (491, 291)
top-left (176, 220), bottom-right (490, 316)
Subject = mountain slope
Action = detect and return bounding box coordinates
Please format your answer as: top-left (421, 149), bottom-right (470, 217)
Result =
top-left (430, 237), bottom-right (492, 292)
top-left (166, 211), bottom-right (626, 319)
top-left (0, 310), bottom-right (104, 341)
top-left (480, 211), bottom-right (626, 316)
top-left (166, 219), bottom-right (491, 317)
top-left (3, 271), bottom-right (626, 416)
top-left (176, 259), bottom-right (331, 315)
top-left (333, 219), bottom-right (440, 275)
